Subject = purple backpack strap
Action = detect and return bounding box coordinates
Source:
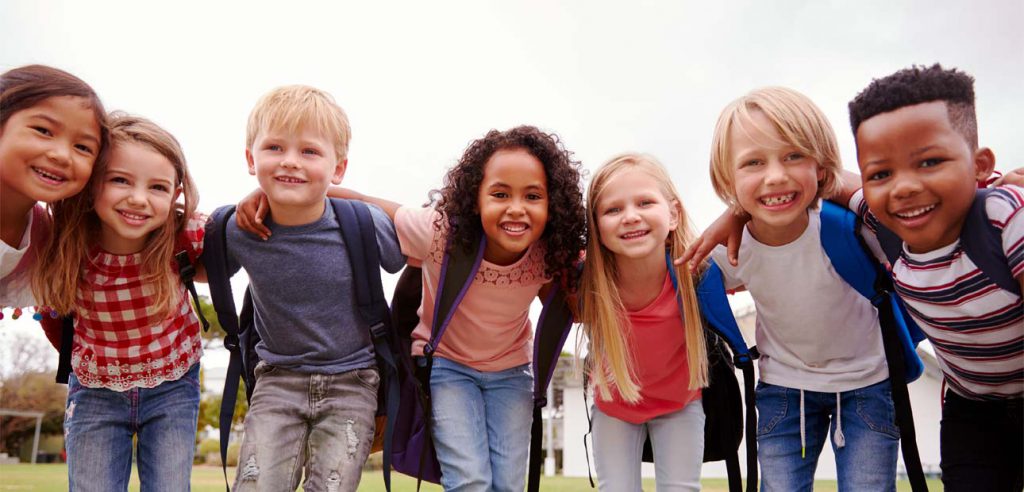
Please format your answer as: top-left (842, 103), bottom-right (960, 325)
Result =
top-left (423, 235), bottom-right (487, 356)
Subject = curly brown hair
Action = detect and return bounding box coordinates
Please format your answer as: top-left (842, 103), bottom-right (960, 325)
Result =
top-left (431, 125), bottom-right (586, 288)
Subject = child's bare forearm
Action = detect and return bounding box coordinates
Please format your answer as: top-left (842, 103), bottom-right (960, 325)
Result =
top-left (832, 169), bottom-right (862, 205)
top-left (327, 186), bottom-right (402, 220)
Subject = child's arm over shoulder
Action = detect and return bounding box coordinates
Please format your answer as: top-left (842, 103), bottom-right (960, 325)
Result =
top-left (327, 187), bottom-right (402, 220)
top-left (181, 212), bottom-right (209, 282)
top-left (987, 185), bottom-right (1024, 285)
top-left (365, 203), bottom-right (406, 274)
top-left (675, 208), bottom-right (748, 272)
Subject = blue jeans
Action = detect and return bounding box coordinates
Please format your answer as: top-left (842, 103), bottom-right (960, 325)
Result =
top-left (64, 364), bottom-right (200, 492)
top-left (755, 380), bottom-right (899, 492)
top-left (430, 357), bottom-right (533, 492)
top-left (592, 402), bottom-right (705, 491)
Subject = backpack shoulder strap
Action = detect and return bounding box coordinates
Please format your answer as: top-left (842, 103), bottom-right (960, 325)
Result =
top-left (203, 204), bottom-right (244, 490)
top-left (527, 282), bottom-right (575, 492)
top-left (330, 198), bottom-right (400, 492)
top-left (423, 233), bottom-right (486, 356)
top-left (961, 189), bottom-right (1021, 295)
top-left (818, 200), bottom-right (929, 492)
top-left (690, 257), bottom-right (757, 492)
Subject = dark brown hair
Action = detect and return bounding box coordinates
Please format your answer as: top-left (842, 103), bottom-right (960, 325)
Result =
top-left (1, 64), bottom-right (108, 154)
top-left (431, 125), bottom-right (586, 288)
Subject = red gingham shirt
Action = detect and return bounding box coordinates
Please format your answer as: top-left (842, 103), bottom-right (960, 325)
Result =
top-left (71, 213), bottom-right (206, 391)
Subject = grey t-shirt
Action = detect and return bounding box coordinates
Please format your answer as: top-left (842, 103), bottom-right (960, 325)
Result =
top-left (225, 200), bottom-right (405, 374)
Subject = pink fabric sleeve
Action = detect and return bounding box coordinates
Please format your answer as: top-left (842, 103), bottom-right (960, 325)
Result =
top-left (395, 206), bottom-right (437, 261)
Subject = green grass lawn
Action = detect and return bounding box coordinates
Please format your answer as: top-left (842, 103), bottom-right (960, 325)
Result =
top-left (0, 464), bottom-right (942, 491)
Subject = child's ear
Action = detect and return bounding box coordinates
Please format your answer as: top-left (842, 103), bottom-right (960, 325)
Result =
top-left (668, 199), bottom-right (681, 231)
top-left (246, 149), bottom-right (256, 176)
top-left (973, 147), bottom-right (996, 184)
top-left (331, 159), bottom-right (348, 185)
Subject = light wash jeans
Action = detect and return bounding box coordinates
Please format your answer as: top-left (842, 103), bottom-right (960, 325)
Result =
top-left (755, 380), bottom-right (899, 492)
top-left (430, 356), bottom-right (534, 492)
top-left (64, 363), bottom-right (200, 492)
top-left (233, 362), bottom-right (379, 492)
top-left (592, 401), bottom-right (705, 491)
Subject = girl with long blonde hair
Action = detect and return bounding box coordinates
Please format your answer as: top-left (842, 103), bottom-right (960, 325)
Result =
top-left (580, 153), bottom-right (708, 491)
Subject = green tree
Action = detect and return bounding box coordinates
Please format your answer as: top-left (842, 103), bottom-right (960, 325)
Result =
top-left (0, 334), bottom-right (65, 457)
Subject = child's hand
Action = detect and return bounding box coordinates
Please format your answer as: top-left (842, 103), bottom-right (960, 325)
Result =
top-left (992, 168), bottom-right (1024, 187)
top-left (237, 189), bottom-right (272, 240)
top-left (675, 209), bottom-right (748, 272)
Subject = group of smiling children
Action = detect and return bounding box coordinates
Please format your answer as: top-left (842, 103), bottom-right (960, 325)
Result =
top-left (0, 61), bottom-right (1020, 492)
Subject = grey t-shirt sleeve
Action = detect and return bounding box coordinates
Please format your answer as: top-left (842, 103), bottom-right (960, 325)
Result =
top-left (367, 203), bottom-right (406, 273)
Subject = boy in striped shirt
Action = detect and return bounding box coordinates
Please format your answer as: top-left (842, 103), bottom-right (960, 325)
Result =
top-left (849, 64), bottom-right (1023, 491)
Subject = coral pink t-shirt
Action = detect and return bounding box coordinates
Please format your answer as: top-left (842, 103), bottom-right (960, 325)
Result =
top-left (594, 274), bottom-right (701, 424)
top-left (395, 206), bottom-right (550, 372)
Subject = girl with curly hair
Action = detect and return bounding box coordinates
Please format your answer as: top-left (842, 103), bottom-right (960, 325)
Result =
top-left (238, 125), bottom-right (586, 491)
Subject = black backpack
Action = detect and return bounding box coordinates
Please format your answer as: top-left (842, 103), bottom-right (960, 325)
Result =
top-left (203, 198), bottom-right (407, 491)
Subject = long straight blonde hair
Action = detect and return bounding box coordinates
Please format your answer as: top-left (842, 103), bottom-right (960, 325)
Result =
top-left (33, 112), bottom-right (198, 319)
top-left (579, 153), bottom-right (708, 403)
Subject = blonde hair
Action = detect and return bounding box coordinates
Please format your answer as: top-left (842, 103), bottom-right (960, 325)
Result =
top-left (246, 85), bottom-right (351, 160)
top-left (709, 86), bottom-right (843, 211)
top-left (33, 112), bottom-right (199, 319)
top-left (579, 153), bottom-right (708, 404)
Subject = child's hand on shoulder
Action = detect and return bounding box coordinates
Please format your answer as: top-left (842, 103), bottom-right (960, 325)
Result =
top-left (992, 168), bottom-right (1024, 188)
top-left (675, 208), bottom-right (748, 272)
top-left (237, 189), bottom-right (272, 240)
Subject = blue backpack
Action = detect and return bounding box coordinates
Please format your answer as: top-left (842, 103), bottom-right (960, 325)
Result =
top-left (693, 200), bottom-right (931, 492)
top-left (202, 199), bottom-right (408, 492)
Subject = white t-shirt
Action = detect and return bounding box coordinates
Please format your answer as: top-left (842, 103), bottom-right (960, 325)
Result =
top-left (711, 208), bottom-right (889, 392)
top-left (0, 205), bottom-right (42, 308)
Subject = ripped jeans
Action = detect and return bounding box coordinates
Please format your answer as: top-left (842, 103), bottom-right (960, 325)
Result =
top-left (233, 362), bottom-right (379, 492)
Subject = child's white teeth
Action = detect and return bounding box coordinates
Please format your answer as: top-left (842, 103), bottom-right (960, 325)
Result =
top-left (119, 211), bottom-right (146, 220)
top-left (33, 167), bottom-right (66, 181)
top-left (895, 205), bottom-right (936, 219)
top-left (502, 223), bottom-right (527, 232)
top-left (761, 193), bottom-right (795, 206)
top-left (621, 231), bottom-right (647, 239)
top-left (278, 176), bottom-right (304, 183)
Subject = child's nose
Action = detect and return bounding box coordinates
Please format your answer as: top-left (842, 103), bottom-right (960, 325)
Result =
top-left (891, 174), bottom-right (923, 198)
top-left (46, 144), bottom-right (73, 167)
top-left (764, 160), bottom-right (788, 184)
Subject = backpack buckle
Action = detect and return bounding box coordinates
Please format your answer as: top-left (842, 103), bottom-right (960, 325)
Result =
top-left (175, 251), bottom-right (195, 280)
top-left (369, 322), bottom-right (388, 341)
top-left (224, 333), bottom-right (239, 351)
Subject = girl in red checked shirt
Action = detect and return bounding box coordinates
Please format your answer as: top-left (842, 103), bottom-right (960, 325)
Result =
top-left (32, 112), bottom-right (206, 492)
top-left (579, 154), bottom-right (709, 491)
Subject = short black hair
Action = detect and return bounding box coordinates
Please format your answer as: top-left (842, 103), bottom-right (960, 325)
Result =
top-left (848, 64), bottom-right (977, 149)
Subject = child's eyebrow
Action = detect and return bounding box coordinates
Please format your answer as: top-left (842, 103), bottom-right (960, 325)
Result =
top-left (909, 145), bottom-right (941, 158)
top-left (29, 113), bottom-right (100, 145)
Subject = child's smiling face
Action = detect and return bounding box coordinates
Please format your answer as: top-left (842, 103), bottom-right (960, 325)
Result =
top-left (856, 100), bottom-right (994, 253)
top-left (0, 96), bottom-right (101, 207)
top-left (730, 109), bottom-right (823, 246)
top-left (94, 142), bottom-right (178, 254)
top-left (476, 148), bottom-right (549, 265)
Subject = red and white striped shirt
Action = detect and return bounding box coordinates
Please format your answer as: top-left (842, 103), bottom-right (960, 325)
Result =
top-left (852, 186), bottom-right (1024, 400)
top-left (71, 213), bottom-right (207, 391)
